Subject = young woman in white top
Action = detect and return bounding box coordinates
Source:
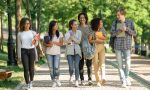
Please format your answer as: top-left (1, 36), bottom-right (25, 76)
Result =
top-left (64, 19), bottom-right (82, 87)
top-left (17, 17), bottom-right (40, 90)
top-left (43, 20), bottom-right (63, 87)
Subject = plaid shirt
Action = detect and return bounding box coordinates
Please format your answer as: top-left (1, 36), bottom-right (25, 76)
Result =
top-left (111, 19), bottom-right (136, 50)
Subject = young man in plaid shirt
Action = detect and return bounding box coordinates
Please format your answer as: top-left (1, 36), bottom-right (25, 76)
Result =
top-left (111, 8), bottom-right (136, 88)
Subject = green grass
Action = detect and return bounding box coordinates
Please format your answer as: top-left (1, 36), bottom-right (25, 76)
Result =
top-left (0, 51), bottom-right (46, 90)
top-left (36, 57), bottom-right (46, 66)
top-left (0, 52), bottom-right (23, 90)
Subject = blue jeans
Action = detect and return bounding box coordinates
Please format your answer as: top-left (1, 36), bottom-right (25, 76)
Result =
top-left (46, 54), bottom-right (60, 80)
top-left (67, 54), bottom-right (80, 80)
top-left (115, 50), bottom-right (131, 82)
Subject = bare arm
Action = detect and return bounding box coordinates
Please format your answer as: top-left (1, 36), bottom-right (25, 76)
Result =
top-left (53, 37), bottom-right (63, 46)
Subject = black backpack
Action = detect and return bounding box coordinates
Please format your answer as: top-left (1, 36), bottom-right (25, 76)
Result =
top-left (109, 20), bottom-right (117, 52)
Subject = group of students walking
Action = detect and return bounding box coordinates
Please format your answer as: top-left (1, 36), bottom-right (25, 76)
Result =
top-left (17, 7), bottom-right (136, 90)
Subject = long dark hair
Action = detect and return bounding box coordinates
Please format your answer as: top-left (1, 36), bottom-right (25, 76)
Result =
top-left (48, 20), bottom-right (59, 41)
top-left (19, 17), bottom-right (32, 31)
top-left (78, 12), bottom-right (88, 24)
top-left (69, 19), bottom-right (76, 30)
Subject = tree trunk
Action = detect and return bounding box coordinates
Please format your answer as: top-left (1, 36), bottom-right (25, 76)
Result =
top-left (37, 0), bottom-right (41, 33)
top-left (7, 0), bottom-right (17, 66)
top-left (15, 0), bottom-right (22, 61)
top-left (0, 14), bottom-right (4, 52)
top-left (26, 0), bottom-right (31, 19)
top-left (0, 15), bottom-right (1, 51)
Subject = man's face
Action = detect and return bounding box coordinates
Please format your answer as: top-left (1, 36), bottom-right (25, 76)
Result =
top-left (117, 11), bottom-right (125, 21)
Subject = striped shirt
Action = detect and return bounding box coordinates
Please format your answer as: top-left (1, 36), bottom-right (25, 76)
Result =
top-left (111, 19), bottom-right (136, 50)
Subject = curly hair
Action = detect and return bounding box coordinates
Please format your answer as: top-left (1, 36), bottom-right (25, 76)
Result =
top-left (90, 18), bottom-right (102, 31)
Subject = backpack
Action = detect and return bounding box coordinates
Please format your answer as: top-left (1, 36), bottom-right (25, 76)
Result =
top-left (109, 20), bottom-right (117, 52)
top-left (82, 32), bottom-right (96, 60)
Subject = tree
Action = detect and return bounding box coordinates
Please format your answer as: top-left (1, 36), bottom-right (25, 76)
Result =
top-left (15, 0), bottom-right (22, 61)
top-left (7, 0), bottom-right (17, 66)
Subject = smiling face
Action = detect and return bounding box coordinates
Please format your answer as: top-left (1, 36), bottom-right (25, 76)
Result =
top-left (52, 22), bottom-right (58, 32)
top-left (24, 20), bottom-right (31, 31)
top-left (98, 20), bottom-right (103, 29)
top-left (79, 14), bottom-right (86, 25)
top-left (117, 11), bottom-right (125, 22)
top-left (71, 21), bottom-right (78, 30)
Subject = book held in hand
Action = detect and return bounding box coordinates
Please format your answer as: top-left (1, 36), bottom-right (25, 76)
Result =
top-left (44, 36), bottom-right (51, 44)
top-left (116, 23), bottom-right (126, 37)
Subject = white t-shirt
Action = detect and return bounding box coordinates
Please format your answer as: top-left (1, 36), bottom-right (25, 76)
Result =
top-left (18, 30), bottom-right (36, 49)
top-left (46, 32), bottom-right (63, 55)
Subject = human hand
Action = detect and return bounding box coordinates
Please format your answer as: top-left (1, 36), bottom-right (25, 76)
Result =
top-left (46, 42), bottom-right (53, 47)
top-left (53, 41), bottom-right (59, 45)
top-left (34, 33), bottom-right (40, 41)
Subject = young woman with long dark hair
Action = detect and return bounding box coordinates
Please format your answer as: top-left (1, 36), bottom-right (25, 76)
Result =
top-left (44, 20), bottom-right (63, 87)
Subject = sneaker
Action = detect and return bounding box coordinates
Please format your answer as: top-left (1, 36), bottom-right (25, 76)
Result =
top-left (69, 76), bottom-right (73, 85)
top-left (97, 82), bottom-right (101, 87)
top-left (75, 81), bottom-right (79, 87)
top-left (88, 80), bottom-right (93, 86)
top-left (29, 81), bottom-right (33, 88)
top-left (101, 79), bottom-right (106, 86)
top-left (23, 84), bottom-right (30, 90)
top-left (80, 80), bottom-right (85, 85)
top-left (126, 79), bottom-right (131, 86)
top-left (52, 81), bottom-right (57, 87)
top-left (56, 80), bottom-right (61, 87)
top-left (122, 82), bottom-right (127, 88)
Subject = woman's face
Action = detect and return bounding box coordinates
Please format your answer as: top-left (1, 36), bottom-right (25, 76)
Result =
top-left (24, 20), bottom-right (30, 30)
top-left (98, 20), bottom-right (103, 29)
top-left (71, 21), bottom-right (78, 30)
top-left (52, 23), bottom-right (58, 31)
top-left (79, 14), bottom-right (86, 24)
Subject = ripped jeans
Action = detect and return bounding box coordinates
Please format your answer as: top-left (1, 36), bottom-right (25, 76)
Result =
top-left (46, 54), bottom-right (60, 80)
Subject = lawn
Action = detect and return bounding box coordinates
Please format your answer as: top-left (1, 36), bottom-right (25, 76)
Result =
top-left (0, 48), bottom-right (46, 90)
top-left (0, 52), bottom-right (23, 90)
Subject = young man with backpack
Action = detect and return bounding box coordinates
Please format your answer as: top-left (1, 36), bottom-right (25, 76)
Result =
top-left (110, 8), bottom-right (136, 88)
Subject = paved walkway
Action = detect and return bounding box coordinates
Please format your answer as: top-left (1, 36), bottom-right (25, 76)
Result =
top-left (18, 52), bottom-right (149, 90)
top-left (106, 53), bottom-right (150, 88)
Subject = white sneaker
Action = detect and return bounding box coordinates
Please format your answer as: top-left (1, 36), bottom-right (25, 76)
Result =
top-left (69, 76), bottom-right (73, 82)
top-left (126, 79), bottom-right (131, 86)
top-left (52, 81), bottom-right (57, 87)
top-left (69, 76), bottom-right (73, 85)
top-left (56, 80), bottom-right (61, 87)
top-left (29, 81), bottom-right (33, 88)
top-left (97, 82), bottom-right (101, 87)
top-left (88, 80), bottom-right (93, 86)
top-left (23, 84), bottom-right (30, 90)
top-left (122, 82), bottom-right (127, 88)
top-left (75, 81), bottom-right (79, 87)
top-left (81, 80), bottom-right (85, 85)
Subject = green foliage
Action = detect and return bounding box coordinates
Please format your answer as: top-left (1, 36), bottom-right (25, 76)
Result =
top-left (36, 57), bottom-right (46, 66)
top-left (1, 0), bottom-right (150, 47)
